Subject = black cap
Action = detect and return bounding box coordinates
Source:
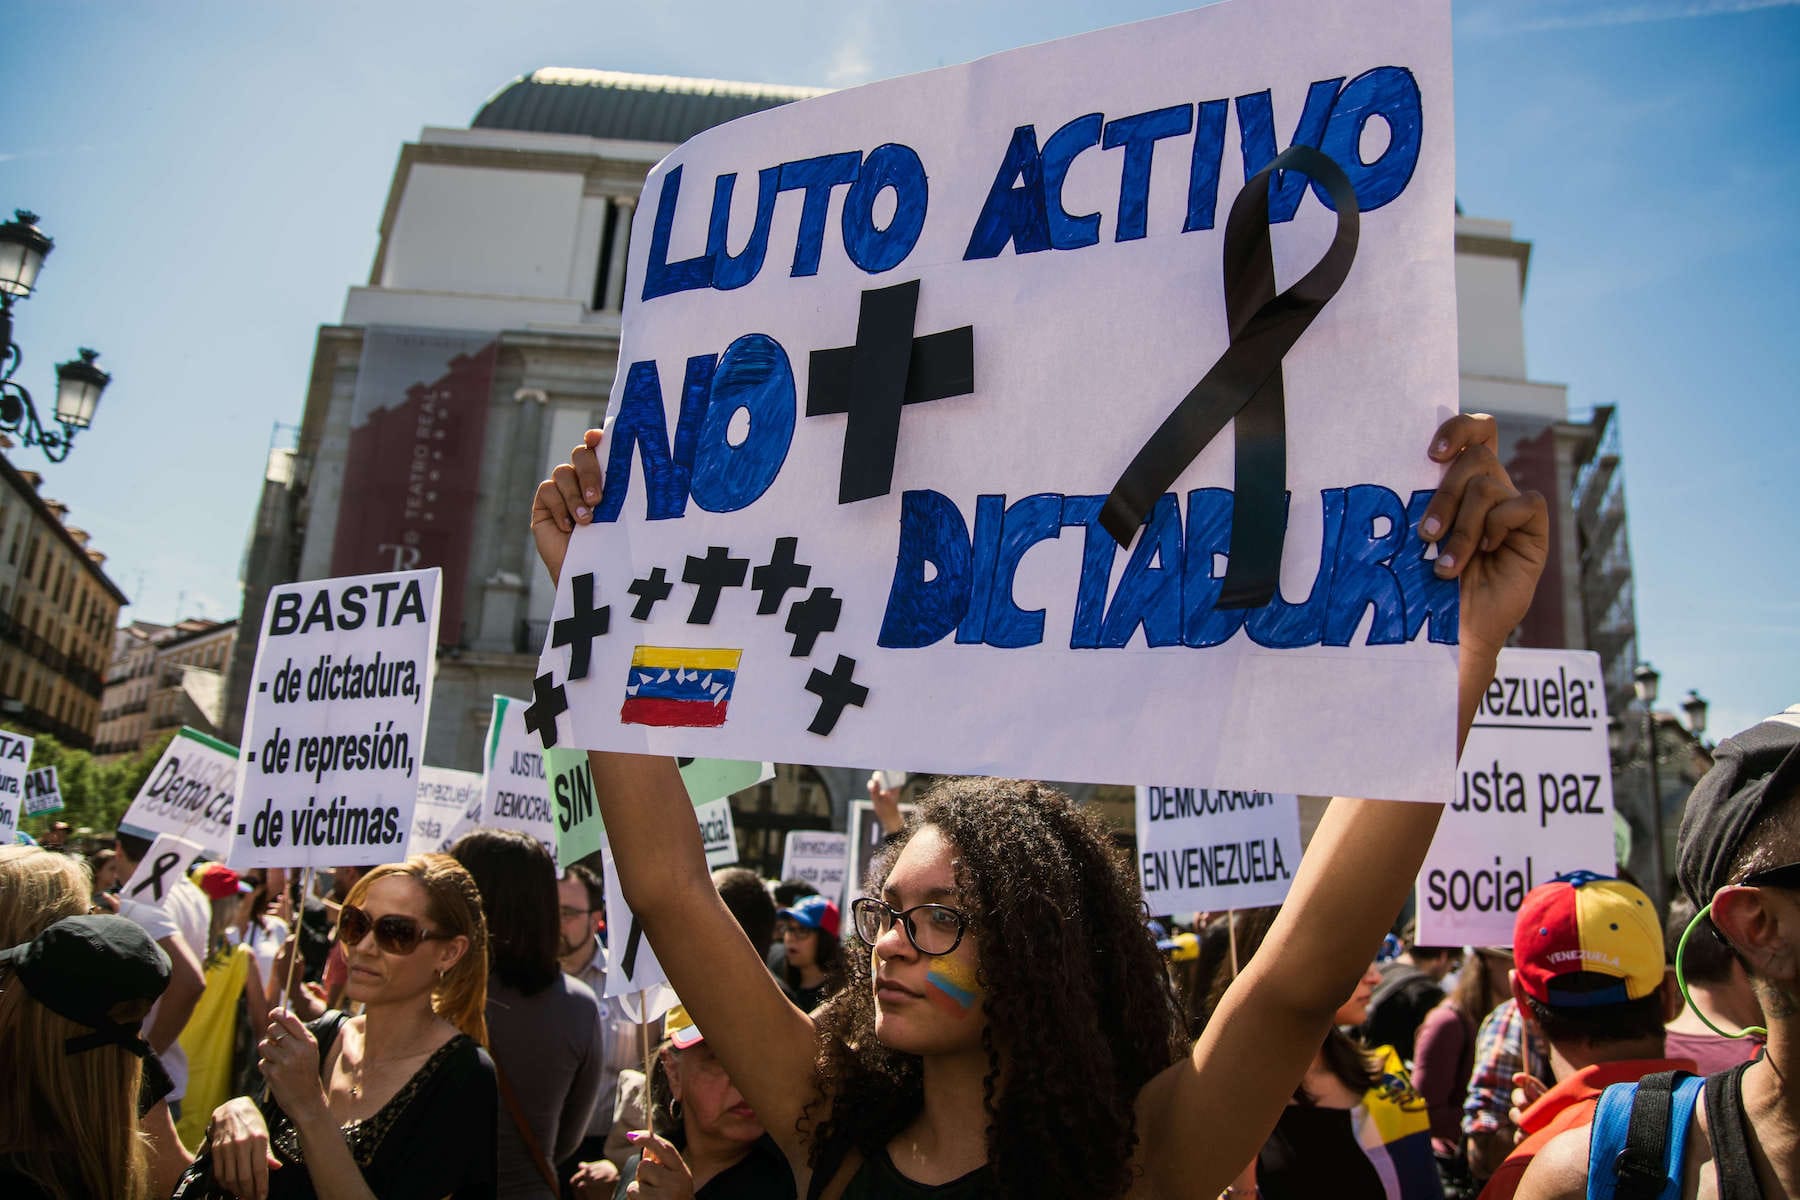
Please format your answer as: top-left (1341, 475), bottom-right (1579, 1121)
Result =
top-left (1676, 706), bottom-right (1800, 906)
top-left (0, 915), bottom-right (170, 1059)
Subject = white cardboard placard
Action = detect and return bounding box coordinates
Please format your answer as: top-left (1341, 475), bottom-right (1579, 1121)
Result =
top-left (228, 568), bottom-right (441, 868)
top-left (120, 833), bottom-right (207, 909)
top-left (0, 728), bottom-right (31, 843)
top-left (1415, 648), bottom-right (1616, 947)
top-left (1135, 786), bottom-right (1303, 914)
top-left (694, 796), bottom-right (739, 868)
top-left (781, 830), bottom-right (852, 904)
top-left (118, 728), bottom-right (240, 860)
top-left (538, 0), bottom-right (1459, 802)
top-left (409, 766), bottom-right (484, 857)
top-left (24, 766), bottom-right (62, 817)
top-left (481, 695), bottom-right (557, 863)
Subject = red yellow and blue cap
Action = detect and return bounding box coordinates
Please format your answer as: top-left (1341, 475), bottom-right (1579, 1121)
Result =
top-left (1512, 871), bottom-right (1663, 1009)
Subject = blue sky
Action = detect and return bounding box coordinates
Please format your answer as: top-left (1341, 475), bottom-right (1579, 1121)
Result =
top-left (4, 0), bottom-right (1796, 740)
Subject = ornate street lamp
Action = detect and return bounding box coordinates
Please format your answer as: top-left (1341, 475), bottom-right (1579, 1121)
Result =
top-left (0, 211), bottom-right (112, 462)
top-left (1633, 662), bottom-right (1666, 913)
top-left (1682, 689), bottom-right (1709, 741)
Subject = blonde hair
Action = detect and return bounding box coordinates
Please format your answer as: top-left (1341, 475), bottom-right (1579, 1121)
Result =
top-left (0, 847), bottom-right (151, 1200)
top-left (345, 854), bottom-right (490, 1045)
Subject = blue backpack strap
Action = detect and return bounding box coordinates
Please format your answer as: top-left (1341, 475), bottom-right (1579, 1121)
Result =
top-left (1586, 1073), bottom-right (1704, 1200)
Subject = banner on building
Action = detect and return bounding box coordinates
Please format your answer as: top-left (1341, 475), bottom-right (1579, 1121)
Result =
top-left (538, 0), bottom-right (1461, 801)
top-left (330, 327), bottom-right (497, 644)
top-left (1415, 648), bottom-right (1616, 947)
top-left (24, 766), bottom-right (62, 817)
top-left (1136, 785), bottom-right (1303, 914)
top-left (409, 766), bottom-right (484, 857)
top-left (228, 568), bottom-right (441, 869)
top-left (119, 727), bottom-right (239, 860)
top-left (0, 728), bottom-right (32, 843)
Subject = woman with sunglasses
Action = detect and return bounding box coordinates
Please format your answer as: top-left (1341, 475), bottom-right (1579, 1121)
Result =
top-left (529, 413), bottom-right (1547, 1199)
top-left (186, 854), bottom-right (498, 1200)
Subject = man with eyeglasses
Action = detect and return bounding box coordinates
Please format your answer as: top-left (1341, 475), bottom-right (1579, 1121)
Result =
top-left (1516, 705), bottom-right (1800, 1199)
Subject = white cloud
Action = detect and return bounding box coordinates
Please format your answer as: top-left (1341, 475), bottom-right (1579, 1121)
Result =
top-left (823, 11), bottom-right (878, 87)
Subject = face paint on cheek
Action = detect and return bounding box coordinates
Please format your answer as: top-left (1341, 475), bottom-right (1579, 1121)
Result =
top-left (925, 957), bottom-right (981, 1017)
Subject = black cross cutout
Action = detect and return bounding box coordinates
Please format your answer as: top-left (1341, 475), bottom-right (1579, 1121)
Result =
top-left (804, 654), bottom-right (869, 736)
top-left (627, 567), bottom-right (674, 621)
top-left (806, 279), bottom-right (975, 504)
top-left (785, 587), bottom-right (842, 657)
top-left (683, 546), bottom-right (749, 624)
top-left (752, 537), bottom-right (812, 615)
top-left (621, 917), bottom-right (644, 981)
top-left (523, 671), bottom-right (568, 748)
top-left (551, 573), bottom-right (610, 681)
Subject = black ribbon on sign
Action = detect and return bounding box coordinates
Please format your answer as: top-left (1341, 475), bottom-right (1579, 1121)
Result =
top-left (132, 850), bottom-right (182, 903)
top-left (1099, 144), bottom-right (1360, 610)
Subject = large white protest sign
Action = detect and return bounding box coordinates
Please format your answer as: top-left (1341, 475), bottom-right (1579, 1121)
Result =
top-left (409, 766), bottom-right (484, 857)
top-left (1136, 786), bottom-right (1302, 914)
top-left (537, 0), bottom-right (1459, 800)
top-left (121, 832), bottom-right (207, 909)
top-left (1415, 648), bottom-right (1615, 947)
top-left (694, 796), bottom-right (739, 867)
top-left (482, 696), bottom-right (556, 861)
top-left (228, 569), bottom-right (440, 869)
top-left (0, 728), bottom-right (32, 843)
top-left (600, 839), bottom-right (678, 1023)
top-left (119, 727), bottom-right (240, 859)
top-left (845, 798), bottom-right (920, 903)
top-left (24, 766), bottom-right (62, 817)
top-left (781, 830), bottom-right (851, 904)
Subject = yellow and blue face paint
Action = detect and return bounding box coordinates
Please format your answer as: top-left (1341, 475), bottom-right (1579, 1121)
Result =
top-left (925, 956), bottom-right (981, 1017)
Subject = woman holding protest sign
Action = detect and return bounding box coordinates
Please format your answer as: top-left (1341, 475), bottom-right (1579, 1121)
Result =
top-left (530, 412), bottom-right (1546, 1198)
top-left (183, 854), bottom-right (498, 1200)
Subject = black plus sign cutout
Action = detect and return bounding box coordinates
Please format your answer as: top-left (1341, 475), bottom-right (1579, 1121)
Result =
top-left (627, 567), bottom-right (674, 621)
top-left (784, 587), bottom-right (842, 657)
top-left (683, 546), bottom-right (749, 624)
top-left (806, 279), bottom-right (975, 504)
top-left (751, 537), bottom-right (812, 615)
top-left (804, 654), bottom-right (869, 736)
top-left (523, 671), bottom-right (569, 748)
top-left (551, 573), bottom-right (610, 680)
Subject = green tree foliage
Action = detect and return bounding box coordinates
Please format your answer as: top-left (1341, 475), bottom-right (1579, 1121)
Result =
top-left (6, 725), bottom-right (177, 841)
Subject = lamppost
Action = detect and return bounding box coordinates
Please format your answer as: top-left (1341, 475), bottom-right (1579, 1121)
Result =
top-left (0, 210), bottom-right (112, 462)
top-left (1634, 662), bottom-right (1665, 913)
top-left (1682, 688), bottom-right (1710, 752)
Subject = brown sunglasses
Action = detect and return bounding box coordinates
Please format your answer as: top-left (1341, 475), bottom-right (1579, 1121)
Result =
top-left (338, 904), bottom-right (448, 955)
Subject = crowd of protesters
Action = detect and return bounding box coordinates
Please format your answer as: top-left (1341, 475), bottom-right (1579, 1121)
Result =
top-left (3, 416), bottom-right (1795, 1198)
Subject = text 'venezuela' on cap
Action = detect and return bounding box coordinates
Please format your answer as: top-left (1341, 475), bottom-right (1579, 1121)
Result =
top-left (1511, 871), bottom-right (1663, 1009)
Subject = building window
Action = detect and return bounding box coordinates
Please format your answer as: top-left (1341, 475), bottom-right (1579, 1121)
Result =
top-left (591, 198), bottom-right (619, 311)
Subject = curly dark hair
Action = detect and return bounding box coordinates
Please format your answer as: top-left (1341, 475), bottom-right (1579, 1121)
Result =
top-left (804, 778), bottom-right (1186, 1198)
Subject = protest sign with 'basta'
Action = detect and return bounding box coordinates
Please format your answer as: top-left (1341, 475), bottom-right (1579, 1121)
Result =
top-left (1415, 648), bottom-right (1615, 947)
top-left (1136, 785), bottom-right (1302, 914)
top-left (0, 729), bottom-right (32, 844)
top-left (119, 727), bottom-right (239, 860)
top-left (228, 568), bottom-right (440, 869)
top-left (538, 0), bottom-right (1460, 801)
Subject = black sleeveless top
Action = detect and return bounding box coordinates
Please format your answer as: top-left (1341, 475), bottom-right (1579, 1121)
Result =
top-left (807, 1142), bottom-right (997, 1200)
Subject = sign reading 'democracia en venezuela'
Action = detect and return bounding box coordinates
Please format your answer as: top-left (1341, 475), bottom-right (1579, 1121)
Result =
top-left (539, 0), bottom-right (1459, 799)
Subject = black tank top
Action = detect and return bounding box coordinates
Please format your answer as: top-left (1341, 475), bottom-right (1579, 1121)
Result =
top-left (808, 1144), bottom-right (997, 1200)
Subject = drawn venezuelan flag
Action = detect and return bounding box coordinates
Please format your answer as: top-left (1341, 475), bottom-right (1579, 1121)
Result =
top-left (620, 646), bottom-right (742, 729)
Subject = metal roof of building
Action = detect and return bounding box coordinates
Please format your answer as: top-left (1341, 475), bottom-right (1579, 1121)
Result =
top-left (473, 68), bottom-right (828, 144)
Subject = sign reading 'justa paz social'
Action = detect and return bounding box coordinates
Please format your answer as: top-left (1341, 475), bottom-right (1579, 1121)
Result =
top-left (1415, 648), bottom-right (1616, 947)
top-left (538, 0), bottom-right (1461, 801)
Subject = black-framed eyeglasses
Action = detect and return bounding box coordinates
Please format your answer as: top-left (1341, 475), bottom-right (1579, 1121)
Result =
top-left (1739, 861), bottom-right (1800, 890)
top-left (338, 904), bottom-right (448, 955)
top-left (850, 897), bottom-right (968, 956)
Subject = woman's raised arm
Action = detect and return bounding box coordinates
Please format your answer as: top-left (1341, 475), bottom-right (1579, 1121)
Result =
top-left (1134, 413), bottom-right (1548, 1198)
top-left (533, 430), bottom-right (821, 1167)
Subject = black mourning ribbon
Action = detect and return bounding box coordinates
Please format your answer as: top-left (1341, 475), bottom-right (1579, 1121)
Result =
top-left (1099, 144), bottom-right (1360, 609)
